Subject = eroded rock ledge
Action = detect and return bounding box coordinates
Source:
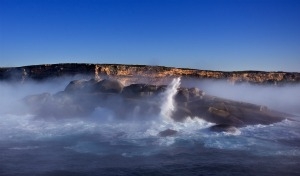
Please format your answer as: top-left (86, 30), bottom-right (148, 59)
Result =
top-left (23, 78), bottom-right (289, 129)
top-left (1, 63), bottom-right (299, 85)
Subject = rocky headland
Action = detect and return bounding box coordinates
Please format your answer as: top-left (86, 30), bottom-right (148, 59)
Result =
top-left (1, 63), bottom-right (299, 133)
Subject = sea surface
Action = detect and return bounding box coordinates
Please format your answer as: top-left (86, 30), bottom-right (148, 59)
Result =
top-left (1, 114), bottom-right (300, 176)
top-left (1, 78), bottom-right (300, 176)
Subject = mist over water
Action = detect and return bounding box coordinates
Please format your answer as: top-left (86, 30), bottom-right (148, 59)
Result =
top-left (0, 77), bottom-right (300, 175)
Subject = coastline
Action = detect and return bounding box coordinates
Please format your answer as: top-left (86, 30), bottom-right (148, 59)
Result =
top-left (1, 63), bottom-right (299, 85)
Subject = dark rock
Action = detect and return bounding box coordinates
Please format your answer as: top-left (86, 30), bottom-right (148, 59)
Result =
top-left (171, 106), bottom-right (192, 122)
top-left (188, 87), bottom-right (204, 99)
top-left (122, 84), bottom-right (166, 98)
top-left (64, 79), bottom-right (98, 93)
top-left (208, 107), bottom-right (230, 117)
top-left (65, 78), bottom-right (124, 94)
top-left (209, 124), bottom-right (238, 133)
top-left (175, 88), bottom-right (189, 103)
top-left (158, 129), bottom-right (178, 137)
top-left (65, 79), bottom-right (87, 92)
top-left (187, 95), bottom-right (286, 127)
top-left (93, 79), bottom-right (124, 93)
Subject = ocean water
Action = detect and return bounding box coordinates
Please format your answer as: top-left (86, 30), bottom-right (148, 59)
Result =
top-left (1, 79), bottom-right (300, 176)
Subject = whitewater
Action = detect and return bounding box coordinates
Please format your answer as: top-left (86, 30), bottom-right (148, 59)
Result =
top-left (0, 78), bottom-right (300, 176)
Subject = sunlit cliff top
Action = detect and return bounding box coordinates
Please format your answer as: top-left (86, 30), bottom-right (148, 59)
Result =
top-left (0, 63), bottom-right (299, 85)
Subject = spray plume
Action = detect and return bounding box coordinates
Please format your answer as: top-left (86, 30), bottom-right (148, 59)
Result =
top-left (160, 77), bottom-right (181, 119)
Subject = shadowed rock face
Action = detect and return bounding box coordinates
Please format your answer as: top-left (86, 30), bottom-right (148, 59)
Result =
top-left (23, 78), bottom-right (288, 128)
top-left (1, 63), bottom-right (300, 85)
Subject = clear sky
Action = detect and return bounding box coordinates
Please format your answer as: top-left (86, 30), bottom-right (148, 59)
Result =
top-left (0, 0), bottom-right (299, 71)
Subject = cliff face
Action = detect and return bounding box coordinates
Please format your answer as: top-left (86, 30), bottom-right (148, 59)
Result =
top-left (0, 64), bottom-right (95, 82)
top-left (0, 63), bottom-right (299, 85)
top-left (94, 64), bottom-right (300, 85)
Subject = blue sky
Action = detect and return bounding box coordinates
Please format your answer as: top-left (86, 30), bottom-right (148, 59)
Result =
top-left (0, 0), bottom-right (299, 71)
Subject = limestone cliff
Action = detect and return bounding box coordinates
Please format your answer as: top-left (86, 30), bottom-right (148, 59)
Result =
top-left (0, 63), bottom-right (299, 85)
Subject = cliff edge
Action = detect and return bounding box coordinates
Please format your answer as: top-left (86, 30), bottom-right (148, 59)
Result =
top-left (1, 63), bottom-right (299, 85)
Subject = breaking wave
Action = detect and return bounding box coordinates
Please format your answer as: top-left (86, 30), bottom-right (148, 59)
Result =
top-left (160, 77), bottom-right (181, 119)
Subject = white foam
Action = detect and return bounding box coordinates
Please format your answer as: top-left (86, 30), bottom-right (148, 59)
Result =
top-left (9, 146), bottom-right (40, 150)
top-left (1, 112), bottom-right (300, 157)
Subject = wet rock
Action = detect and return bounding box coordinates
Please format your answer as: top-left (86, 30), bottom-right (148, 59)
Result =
top-left (188, 87), bottom-right (204, 99)
top-left (208, 107), bottom-right (230, 118)
top-left (64, 79), bottom-right (86, 92)
top-left (171, 106), bottom-right (192, 122)
top-left (122, 84), bottom-right (166, 98)
top-left (187, 95), bottom-right (286, 127)
top-left (65, 78), bottom-right (125, 94)
top-left (64, 79), bottom-right (97, 92)
top-left (158, 129), bottom-right (178, 137)
top-left (209, 124), bottom-right (238, 133)
top-left (175, 88), bottom-right (189, 102)
top-left (93, 79), bottom-right (124, 93)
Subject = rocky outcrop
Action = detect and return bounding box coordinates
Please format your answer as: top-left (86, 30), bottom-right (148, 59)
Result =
top-left (1, 63), bottom-right (299, 85)
top-left (23, 78), bottom-right (289, 128)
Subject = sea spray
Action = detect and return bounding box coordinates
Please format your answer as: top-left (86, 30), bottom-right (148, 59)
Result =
top-left (160, 77), bottom-right (181, 119)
